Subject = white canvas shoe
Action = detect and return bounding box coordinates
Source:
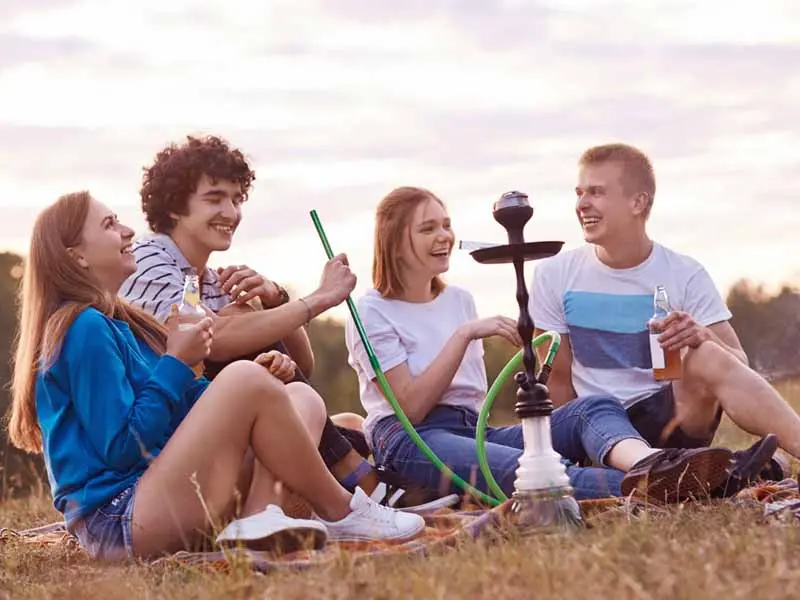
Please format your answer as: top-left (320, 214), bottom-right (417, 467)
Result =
top-left (369, 481), bottom-right (461, 515)
top-left (215, 505), bottom-right (328, 553)
top-left (314, 487), bottom-right (426, 542)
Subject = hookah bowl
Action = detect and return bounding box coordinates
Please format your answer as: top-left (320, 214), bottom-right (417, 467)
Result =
top-left (470, 190), bottom-right (583, 533)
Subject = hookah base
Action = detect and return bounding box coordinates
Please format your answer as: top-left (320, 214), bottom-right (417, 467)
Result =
top-left (508, 487), bottom-right (584, 535)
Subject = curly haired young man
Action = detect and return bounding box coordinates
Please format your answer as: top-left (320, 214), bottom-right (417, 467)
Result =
top-left (121, 134), bottom-right (457, 513)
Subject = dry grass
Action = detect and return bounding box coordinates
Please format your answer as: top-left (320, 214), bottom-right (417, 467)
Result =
top-left (2, 379), bottom-right (800, 599)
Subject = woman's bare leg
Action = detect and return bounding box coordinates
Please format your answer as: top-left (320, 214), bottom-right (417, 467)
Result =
top-left (238, 382), bottom-right (327, 518)
top-left (130, 361), bottom-right (352, 558)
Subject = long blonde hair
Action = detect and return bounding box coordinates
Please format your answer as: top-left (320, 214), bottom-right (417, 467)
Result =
top-left (8, 191), bottom-right (167, 454)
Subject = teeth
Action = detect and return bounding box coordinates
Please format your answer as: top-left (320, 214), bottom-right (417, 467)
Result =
top-left (212, 224), bottom-right (233, 234)
top-left (583, 218), bottom-right (600, 225)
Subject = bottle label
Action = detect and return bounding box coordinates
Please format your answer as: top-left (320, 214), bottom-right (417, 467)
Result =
top-left (649, 333), bottom-right (665, 369)
top-left (183, 290), bottom-right (200, 306)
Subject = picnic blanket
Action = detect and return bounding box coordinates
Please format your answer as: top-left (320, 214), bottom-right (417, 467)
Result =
top-left (2, 482), bottom-right (798, 574)
top-left (0, 497), bottom-right (623, 573)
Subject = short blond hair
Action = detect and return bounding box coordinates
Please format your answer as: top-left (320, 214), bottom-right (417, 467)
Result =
top-left (579, 143), bottom-right (656, 215)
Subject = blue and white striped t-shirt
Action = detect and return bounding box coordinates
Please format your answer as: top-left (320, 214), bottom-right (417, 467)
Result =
top-left (120, 233), bottom-right (232, 322)
top-left (528, 243), bottom-right (732, 409)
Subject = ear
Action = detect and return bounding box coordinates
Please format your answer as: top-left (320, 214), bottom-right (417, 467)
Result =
top-left (630, 192), bottom-right (651, 218)
top-left (66, 247), bottom-right (90, 269)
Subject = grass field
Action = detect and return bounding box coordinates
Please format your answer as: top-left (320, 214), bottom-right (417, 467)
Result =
top-left (2, 379), bottom-right (799, 599)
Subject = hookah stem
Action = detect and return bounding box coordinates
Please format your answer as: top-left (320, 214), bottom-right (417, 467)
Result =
top-left (309, 210), bottom-right (501, 507)
top-left (513, 255), bottom-right (537, 384)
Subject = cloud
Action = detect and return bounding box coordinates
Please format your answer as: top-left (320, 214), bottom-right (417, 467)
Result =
top-left (0, 1), bottom-right (140, 75)
top-left (0, 125), bottom-right (136, 185)
top-left (0, 33), bottom-right (93, 70)
top-left (0, 0), bottom-right (797, 304)
top-left (0, 0), bottom-right (79, 21)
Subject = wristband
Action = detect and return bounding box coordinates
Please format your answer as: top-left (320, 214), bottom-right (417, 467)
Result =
top-left (298, 297), bottom-right (313, 325)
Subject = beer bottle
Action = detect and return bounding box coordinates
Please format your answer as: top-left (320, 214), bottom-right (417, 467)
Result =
top-left (649, 285), bottom-right (682, 381)
top-left (178, 271), bottom-right (206, 378)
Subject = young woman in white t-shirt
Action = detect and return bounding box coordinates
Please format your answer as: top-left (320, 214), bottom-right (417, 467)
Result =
top-left (345, 186), bottom-right (744, 503)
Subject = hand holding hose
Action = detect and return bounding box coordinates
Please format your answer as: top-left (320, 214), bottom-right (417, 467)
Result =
top-left (314, 253), bottom-right (357, 309)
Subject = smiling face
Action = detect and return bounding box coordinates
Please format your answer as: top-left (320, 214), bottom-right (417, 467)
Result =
top-left (171, 174), bottom-right (243, 253)
top-left (575, 160), bottom-right (650, 246)
top-left (399, 197), bottom-right (455, 281)
top-left (70, 197), bottom-right (136, 293)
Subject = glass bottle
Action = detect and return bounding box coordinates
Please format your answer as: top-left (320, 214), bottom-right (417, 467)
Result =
top-left (649, 285), bottom-right (682, 381)
top-left (178, 272), bottom-right (206, 378)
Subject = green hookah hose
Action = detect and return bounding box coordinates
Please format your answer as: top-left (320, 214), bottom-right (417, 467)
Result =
top-left (310, 210), bottom-right (561, 506)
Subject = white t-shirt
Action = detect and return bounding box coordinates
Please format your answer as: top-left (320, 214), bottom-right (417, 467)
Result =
top-left (345, 285), bottom-right (488, 445)
top-left (529, 242), bottom-right (732, 409)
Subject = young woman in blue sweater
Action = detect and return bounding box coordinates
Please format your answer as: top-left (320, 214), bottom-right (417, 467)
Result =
top-left (7, 191), bottom-right (423, 561)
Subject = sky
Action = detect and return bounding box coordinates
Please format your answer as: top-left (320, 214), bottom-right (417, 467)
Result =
top-left (1, 0), bottom-right (798, 321)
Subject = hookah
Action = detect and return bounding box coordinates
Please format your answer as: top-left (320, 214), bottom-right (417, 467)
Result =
top-left (310, 189), bottom-right (583, 533)
top-left (468, 190), bottom-right (582, 531)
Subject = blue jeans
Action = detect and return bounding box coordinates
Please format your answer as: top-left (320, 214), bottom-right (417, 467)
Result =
top-left (71, 484), bottom-right (136, 561)
top-left (372, 395), bottom-right (645, 500)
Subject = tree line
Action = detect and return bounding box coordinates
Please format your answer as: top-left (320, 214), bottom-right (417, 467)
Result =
top-left (0, 250), bottom-right (798, 498)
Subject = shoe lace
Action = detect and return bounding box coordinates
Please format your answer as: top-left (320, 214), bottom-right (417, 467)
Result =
top-left (659, 448), bottom-right (687, 461)
top-left (637, 448), bottom-right (689, 474)
top-left (362, 496), bottom-right (400, 526)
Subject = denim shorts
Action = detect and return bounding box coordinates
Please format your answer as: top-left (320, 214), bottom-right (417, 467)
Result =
top-left (72, 484), bottom-right (136, 561)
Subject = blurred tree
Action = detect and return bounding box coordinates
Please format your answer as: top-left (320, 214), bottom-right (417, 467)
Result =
top-left (727, 279), bottom-right (800, 379)
top-left (0, 253), bottom-right (46, 499)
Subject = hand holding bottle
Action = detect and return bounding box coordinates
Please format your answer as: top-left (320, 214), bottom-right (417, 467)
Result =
top-left (648, 286), bottom-right (682, 381)
top-left (165, 304), bottom-right (213, 370)
top-left (654, 311), bottom-right (709, 351)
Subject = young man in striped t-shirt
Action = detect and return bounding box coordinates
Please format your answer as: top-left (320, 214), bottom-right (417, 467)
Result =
top-left (121, 134), bottom-right (456, 513)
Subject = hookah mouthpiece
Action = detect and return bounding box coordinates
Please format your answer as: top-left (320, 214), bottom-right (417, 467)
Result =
top-left (458, 240), bottom-right (496, 251)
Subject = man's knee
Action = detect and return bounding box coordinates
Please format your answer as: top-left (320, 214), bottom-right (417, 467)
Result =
top-left (684, 340), bottom-right (743, 386)
top-left (569, 394), bottom-right (625, 420)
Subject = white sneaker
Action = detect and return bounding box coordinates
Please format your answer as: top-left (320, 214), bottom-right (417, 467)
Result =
top-left (369, 482), bottom-right (461, 515)
top-left (215, 505), bottom-right (328, 553)
top-left (314, 487), bottom-right (426, 542)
